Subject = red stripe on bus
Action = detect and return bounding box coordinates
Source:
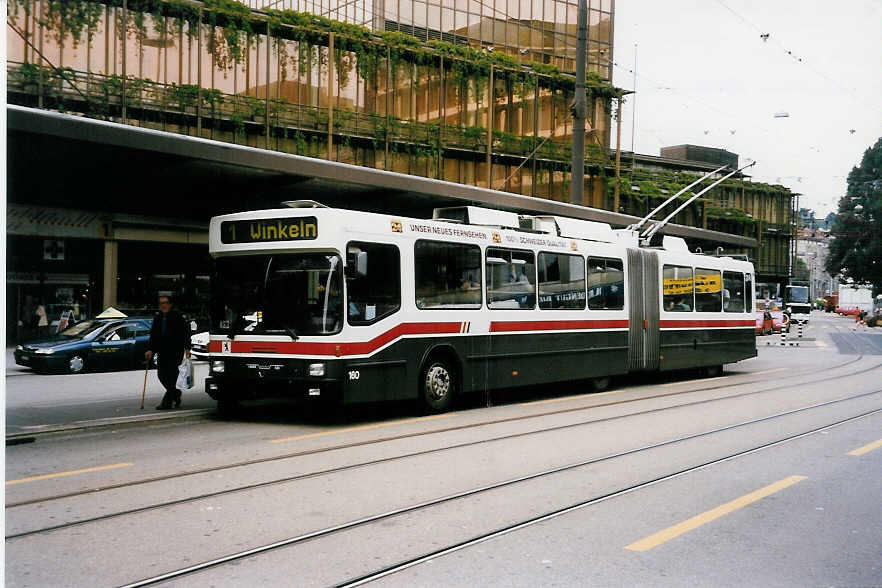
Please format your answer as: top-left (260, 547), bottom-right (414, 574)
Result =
top-left (207, 322), bottom-right (463, 356)
top-left (659, 320), bottom-right (755, 329)
top-left (490, 320), bottom-right (629, 333)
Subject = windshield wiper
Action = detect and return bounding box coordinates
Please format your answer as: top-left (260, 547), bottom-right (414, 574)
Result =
top-left (249, 323), bottom-right (298, 341)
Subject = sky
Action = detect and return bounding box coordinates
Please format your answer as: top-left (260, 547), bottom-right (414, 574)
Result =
top-left (611, 0), bottom-right (882, 218)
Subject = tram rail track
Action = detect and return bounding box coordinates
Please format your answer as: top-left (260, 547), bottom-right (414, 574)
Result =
top-left (5, 355), bottom-right (866, 513)
top-left (116, 391), bottom-right (882, 588)
top-left (6, 355), bottom-right (878, 540)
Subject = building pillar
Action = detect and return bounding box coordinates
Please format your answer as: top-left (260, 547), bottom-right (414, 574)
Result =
top-left (103, 240), bottom-right (119, 309)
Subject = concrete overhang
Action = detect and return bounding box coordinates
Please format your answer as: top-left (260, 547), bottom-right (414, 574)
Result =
top-left (7, 105), bottom-right (757, 249)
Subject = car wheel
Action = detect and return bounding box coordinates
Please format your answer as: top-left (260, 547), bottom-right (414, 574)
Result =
top-left (420, 357), bottom-right (455, 413)
top-left (68, 354), bottom-right (86, 374)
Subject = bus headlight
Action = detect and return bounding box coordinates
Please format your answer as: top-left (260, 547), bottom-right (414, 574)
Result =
top-left (309, 363), bottom-right (326, 377)
top-left (35, 348), bottom-right (55, 354)
top-left (211, 360), bottom-right (225, 373)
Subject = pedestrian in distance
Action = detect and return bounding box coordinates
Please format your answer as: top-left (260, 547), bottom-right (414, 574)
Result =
top-left (35, 299), bottom-right (49, 338)
top-left (145, 295), bottom-right (191, 410)
top-left (853, 309), bottom-right (864, 331)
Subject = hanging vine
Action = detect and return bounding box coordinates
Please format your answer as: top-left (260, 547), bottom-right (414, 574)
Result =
top-left (31, 0), bottom-right (106, 47)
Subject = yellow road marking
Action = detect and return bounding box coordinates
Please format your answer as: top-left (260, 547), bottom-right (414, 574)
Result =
top-left (269, 413), bottom-right (456, 444)
top-left (625, 475), bottom-right (807, 552)
top-left (6, 462), bottom-right (134, 485)
top-left (848, 438), bottom-right (882, 456)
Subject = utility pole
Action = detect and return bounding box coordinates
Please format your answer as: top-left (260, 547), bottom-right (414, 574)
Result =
top-left (631, 43), bottom-right (637, 171)
top-left (569, 0), bottom-right (588, 205)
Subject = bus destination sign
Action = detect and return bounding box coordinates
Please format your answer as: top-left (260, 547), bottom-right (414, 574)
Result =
top-left (220, 216), bottom-right (318, 244)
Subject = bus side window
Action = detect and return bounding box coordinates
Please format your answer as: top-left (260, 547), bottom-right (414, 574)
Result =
top-left (538, 252), bottom-right (585, 310)
top-left (695, 268), bottom-right (722, 312)
top-left (662, 265), bottom-right (694, 312)
top-left (414, 241), bottom-right (482, 309)
top-left (486, 248), bottom-right (536, 310)
top-left (723, 271), bottom-right (745, 312)
top-left (744, 273), bottom-right (753, 312)
top-left (347, 241), bottom-right (401, 325)
top-left (587, 258), bottom-right (624, 310)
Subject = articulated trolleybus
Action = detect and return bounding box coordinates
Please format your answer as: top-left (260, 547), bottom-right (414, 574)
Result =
top-left (205, 200), bottom-right (756, 415)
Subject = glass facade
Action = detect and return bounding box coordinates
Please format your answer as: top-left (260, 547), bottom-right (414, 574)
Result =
top-left (237, 0), bottom-right (613, 78)
top-left (7, 0), bottom-right (616, 203)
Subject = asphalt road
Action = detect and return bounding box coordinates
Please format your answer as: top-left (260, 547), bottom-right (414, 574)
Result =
top-left (5, 312), bottom-right (882, 587)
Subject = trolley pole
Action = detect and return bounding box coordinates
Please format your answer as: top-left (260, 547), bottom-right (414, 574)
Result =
top-left (568, 0), bottom-right (588, 205)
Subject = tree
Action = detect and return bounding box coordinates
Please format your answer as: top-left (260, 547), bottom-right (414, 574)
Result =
top-left (825, 137), bottom-right (882, 294)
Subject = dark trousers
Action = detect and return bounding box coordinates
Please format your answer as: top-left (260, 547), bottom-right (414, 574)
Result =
top-left (157, 350), bottom-right (184, 404)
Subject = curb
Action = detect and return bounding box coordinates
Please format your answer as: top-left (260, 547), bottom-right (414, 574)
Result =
top-left (6, 408), bottom-right (215, 444)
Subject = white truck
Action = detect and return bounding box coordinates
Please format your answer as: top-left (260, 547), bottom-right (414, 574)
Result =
top-left (838, 284), bottom-right (873, 315)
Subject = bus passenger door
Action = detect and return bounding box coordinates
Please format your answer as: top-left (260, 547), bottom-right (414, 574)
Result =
top-left (466, 316), bottom-right (492, 404)
top-left (626, 249), bottom-right (660, 371)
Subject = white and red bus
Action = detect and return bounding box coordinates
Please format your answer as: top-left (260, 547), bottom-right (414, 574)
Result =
top-left (204, 202), bottom-right (756, 415)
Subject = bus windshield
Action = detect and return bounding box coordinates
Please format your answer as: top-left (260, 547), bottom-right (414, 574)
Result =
top-left (785, 286), bottom-right (809, 303)
top-left (211, 253), bottom-right (344, 336)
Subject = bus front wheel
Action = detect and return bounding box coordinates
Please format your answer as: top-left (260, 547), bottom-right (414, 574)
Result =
top-left (420, 358), bottom-right (455, 413)
top-left (217, 398), bottom-right (240, 419)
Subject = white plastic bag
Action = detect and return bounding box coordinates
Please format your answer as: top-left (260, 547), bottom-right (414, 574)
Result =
top-left (176, 358), bottom-right (194, 390)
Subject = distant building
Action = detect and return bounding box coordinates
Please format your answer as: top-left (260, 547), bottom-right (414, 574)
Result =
top-left (619, 149), bottom-right (797, 298)
top-left (797, 234), bottom-right (834, 299)
top-left (660, 145), bottom-right (739, 169)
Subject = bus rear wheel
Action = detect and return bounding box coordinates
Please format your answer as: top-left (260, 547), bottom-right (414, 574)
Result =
top-left (591, 376), bottom-right (611, 392)
top-left (420, 358), bottom-right (455, 413)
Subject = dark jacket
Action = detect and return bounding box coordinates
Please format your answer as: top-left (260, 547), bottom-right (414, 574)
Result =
top-left (148, 310), bottom-right (191, 354)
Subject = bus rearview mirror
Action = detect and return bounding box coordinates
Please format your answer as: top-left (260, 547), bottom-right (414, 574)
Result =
top-left (346, 251), bottom-right (368, 277)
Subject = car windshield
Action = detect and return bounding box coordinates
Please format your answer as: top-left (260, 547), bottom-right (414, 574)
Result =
top-left (211, 253), bottom-right (344, 336)
top-left (786, 286), bottom-right (809, 303)
top-left (57, 320), bottom-right (108, 339)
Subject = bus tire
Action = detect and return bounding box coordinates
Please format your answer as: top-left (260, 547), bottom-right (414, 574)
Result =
top-left (703, 364), bottom-right (723, 378)
top-left (217, 398), bottom-right (240, 419)
top-left (591, 376), bottom-right (611, 392)
top-left (420, 357), bottom-right (456, 413)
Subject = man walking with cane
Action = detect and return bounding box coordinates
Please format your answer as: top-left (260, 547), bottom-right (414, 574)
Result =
top-left (145, 295), bottom-right (191, 410)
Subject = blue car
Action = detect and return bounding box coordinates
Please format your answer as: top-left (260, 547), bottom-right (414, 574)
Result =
top-left (14, 317), bottom-right (154, 374)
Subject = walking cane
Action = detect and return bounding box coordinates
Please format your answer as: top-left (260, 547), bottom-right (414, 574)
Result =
top-left (140, 361), bottom-right (149, 410)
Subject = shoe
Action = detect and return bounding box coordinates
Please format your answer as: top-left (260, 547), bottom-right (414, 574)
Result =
top-left (174, 396), bottom-right (182, 409)
top-left (155, 403), bottom-right (173, 410)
